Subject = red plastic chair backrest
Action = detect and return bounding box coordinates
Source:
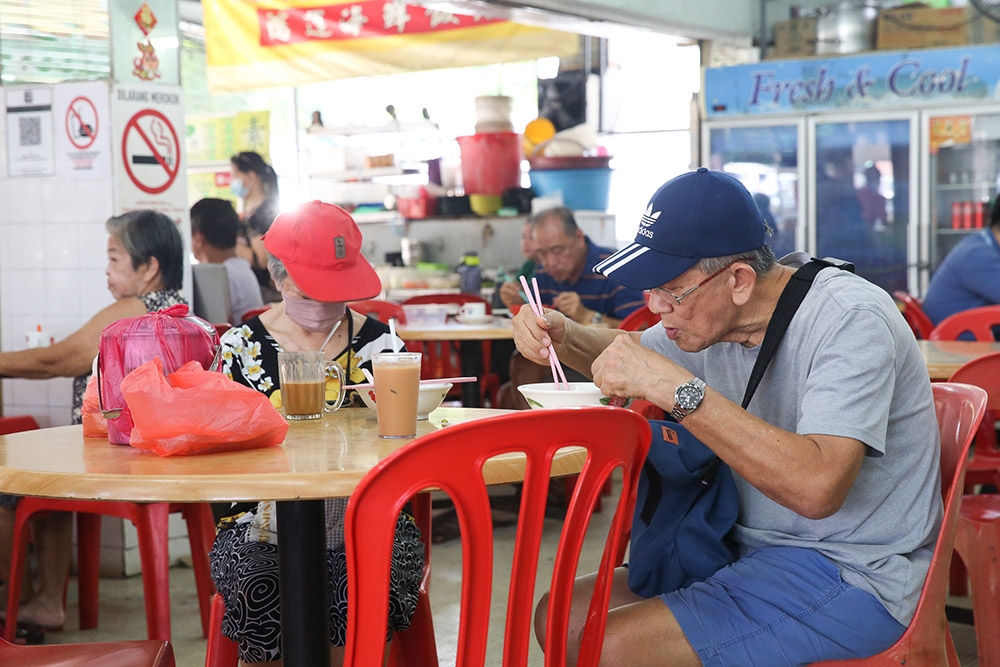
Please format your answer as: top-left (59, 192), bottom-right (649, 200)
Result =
top-left (239, 306), bottom-right (271, 323)
top-left (349, 299), bottom-right (406, 324)
top-left (929, 305), bottom-right (1000, 342)
top-left (948, 351), bottom-right (1000, 460)
top-left (620, 305), bottom-right (660, 332)
top-left (343, 407), bottom-right (651, 667)
top-left (401, 294), bottom-right (492, 383)
top-left (893, 291), bottom-right (934, 340)
top-left (0, 415), bottom-right (40, 436)
top-left (808, 381), bottom-right (986, 667)
top-left (401, 293), bottom-right (492, 312)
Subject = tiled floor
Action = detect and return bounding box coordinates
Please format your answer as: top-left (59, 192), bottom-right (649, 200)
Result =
top-left (37, 483), bottom-right (982, 666)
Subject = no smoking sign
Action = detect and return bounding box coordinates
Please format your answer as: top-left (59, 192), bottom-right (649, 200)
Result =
top-left (121, 108), bottom-right (179, 195)
top-left (66, 96), bottom-right (98, 150)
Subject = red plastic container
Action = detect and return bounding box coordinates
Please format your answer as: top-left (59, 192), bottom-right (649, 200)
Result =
top-left (457, 132), bottom-right (522, 195)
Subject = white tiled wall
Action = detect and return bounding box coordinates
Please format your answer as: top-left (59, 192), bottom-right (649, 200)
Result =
top-left (0, 85), bottom-right (195, 576)
top-left (0, 175), bottom-right (115, 427)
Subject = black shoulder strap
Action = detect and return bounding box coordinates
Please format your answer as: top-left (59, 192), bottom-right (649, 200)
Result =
top-left (697, 257), bottom-right (853, 487)
top-left (741, 257), bottom-right (854, 409)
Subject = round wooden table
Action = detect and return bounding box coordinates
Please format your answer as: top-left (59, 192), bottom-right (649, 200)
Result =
top-left (916, 340), bottom-right (1000, 381)
top-left (0, 407), bottom-right (583, 667)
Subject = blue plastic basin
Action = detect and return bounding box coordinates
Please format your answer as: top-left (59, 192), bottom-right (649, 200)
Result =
top-left (528, 167), bottom-right (612, 211)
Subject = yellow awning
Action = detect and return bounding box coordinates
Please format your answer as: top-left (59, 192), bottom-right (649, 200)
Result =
top-left (203, 0), bottom-right (580, 92)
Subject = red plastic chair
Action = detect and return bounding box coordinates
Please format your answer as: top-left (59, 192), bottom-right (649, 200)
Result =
top-left (239, 306), bottom-right (271, 323)
top-left (343, 407), bottom-right (652, 667)
top-left (929, 304), bottom-right (1000, 342)
top-left (945, 352), bottom-right (1000, 662)
top-left (0, 635), bottom-right (175, 666)
top-left (893, 291), bottom-right (934, 340)
top-left (401, 294), bottom-right (501, 407)
top-left (808, 382), bottom-right (986, 667)
top-left (3, 417), bottom-right (216, 642)
top-left (212, 323), bottom-right (232, 338)
top-left (6, 499), bottom-right (216, 642)
top-left (349, 298), bottom-right (406, 324)
top-left (619, 304), bottom-right (660, 333)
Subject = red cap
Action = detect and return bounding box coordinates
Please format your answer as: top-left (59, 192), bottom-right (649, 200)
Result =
top-left (262, 200), bottom-right (381, 302)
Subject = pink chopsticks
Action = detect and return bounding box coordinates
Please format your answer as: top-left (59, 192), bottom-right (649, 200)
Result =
top-left (343, 376), bottom-right (477, 391)
top-left (520, 275), bottom-right (570, 391)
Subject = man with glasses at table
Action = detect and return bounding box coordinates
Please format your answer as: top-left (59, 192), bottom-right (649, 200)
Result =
top-left (530, 205), bottom-right (645, 328)
top-left (513, 168), bottom-right (941, 666)
top-left (498, 205), bottom-right (645, 410)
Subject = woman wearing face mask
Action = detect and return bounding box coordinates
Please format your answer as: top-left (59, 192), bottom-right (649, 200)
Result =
top-left (208, 200), bottom-right (423, 666)
top-left (230, 151), bottom-right (281, 305)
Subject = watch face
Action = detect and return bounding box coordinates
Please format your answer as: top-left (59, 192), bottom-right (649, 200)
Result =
top-left (676, 382), bottom-right (703, 410)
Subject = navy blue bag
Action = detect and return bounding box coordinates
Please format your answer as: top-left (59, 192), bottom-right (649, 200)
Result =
top-left (628, 420), bottom-right (739, 596)
top-left (626, 258), bottom-right (853, 598)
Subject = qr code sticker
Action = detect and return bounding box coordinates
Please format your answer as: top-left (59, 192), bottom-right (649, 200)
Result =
top-left (19, 116), bottom-right (41, 146)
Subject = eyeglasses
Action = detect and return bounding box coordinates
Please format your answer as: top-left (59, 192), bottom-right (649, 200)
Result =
top-left (644, 262), bottom-right (736, 306)
top-left (535, 243), bottom-right (571, 260)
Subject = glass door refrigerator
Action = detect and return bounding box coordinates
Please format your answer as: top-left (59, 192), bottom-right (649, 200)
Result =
top-left (705, 119), bottom-right (805, 262)
top-left (703, 43), bottom-right (1000, 297)
top-left (921, 109), bottom-right (1000, 294)
top-left (808, 112), bottom-right (918, 295)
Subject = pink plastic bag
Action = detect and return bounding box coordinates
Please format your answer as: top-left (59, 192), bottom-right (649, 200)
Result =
top-left (98, 304), bottom-right (218, 445)
top-left (120, 358), bottom-right (289, 457)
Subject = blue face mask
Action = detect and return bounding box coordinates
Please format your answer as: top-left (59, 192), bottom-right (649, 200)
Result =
top-left (230, 177), bottom-right (248, 199)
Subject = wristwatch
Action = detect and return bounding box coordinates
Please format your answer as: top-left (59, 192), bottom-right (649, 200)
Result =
top-left (590, 311), bottom-right (604, 325)
top-left (671, 377), bottom-right (707, 422)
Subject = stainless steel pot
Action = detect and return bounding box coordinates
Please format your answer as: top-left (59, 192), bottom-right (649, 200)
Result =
top-left (816, 2), bottom-right (877, 55)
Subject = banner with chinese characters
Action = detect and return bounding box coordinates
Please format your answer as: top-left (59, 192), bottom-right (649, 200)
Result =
top-left (203, 0), bottom-right (579, 92)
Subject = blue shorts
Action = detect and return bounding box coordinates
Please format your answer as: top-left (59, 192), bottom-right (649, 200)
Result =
top-left (660, 546), bottom-right (905, 667)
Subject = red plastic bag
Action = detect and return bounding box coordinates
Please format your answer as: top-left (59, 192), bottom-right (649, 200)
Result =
top-left (82, 374), bottom-right (108, 438)
top-left (98, 304), bottom-right (219, 445)
top-left (120, 358), bottom-right (289, 457)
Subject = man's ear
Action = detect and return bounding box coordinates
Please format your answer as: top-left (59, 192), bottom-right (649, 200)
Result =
top-left (730, 264), bottom-right (757, 306)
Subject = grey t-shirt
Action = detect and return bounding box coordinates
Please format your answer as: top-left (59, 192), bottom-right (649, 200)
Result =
top-left (640, 260), bottom-right (941, 625)
top-left (224, 256), bottom-right (265, 324)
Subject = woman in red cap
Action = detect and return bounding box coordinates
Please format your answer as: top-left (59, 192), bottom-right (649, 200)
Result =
top-left (208, 200), bottom-right (422, 666)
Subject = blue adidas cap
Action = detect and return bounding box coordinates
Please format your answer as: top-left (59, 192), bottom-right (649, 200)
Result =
top-left (595, 168), bottom-right (767, 290)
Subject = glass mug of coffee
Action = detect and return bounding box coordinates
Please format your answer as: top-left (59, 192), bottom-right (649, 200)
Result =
top-left (277, 350), bottom-right (347, 420)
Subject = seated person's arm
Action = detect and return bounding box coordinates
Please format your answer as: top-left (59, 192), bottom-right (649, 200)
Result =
top-left (498, 281), bottom-right (524, 308)
top-left (552, 291), bottom-right (625, 328)
top-left (592, 334), bottom-right (867, 519)
top-left (512, 305), bottom-right (639, 380)
top-left (0, 297), bottom-right (149, 379)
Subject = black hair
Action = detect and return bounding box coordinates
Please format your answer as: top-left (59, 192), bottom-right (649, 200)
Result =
top-left (105, 210), bottom-right (184, 290)
top-left (529, 205), bottom-right (579, 236)
top-left (246, 200), bottom-right (281, 237)
top-left (231, 151), bottom-right (279, 197)
top-left (190, 198), bottom-right (241, 249)
top-left (990, 199), bottom-right (1000, 229)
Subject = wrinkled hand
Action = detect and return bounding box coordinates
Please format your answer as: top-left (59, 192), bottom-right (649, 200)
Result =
top-left (512, 302), bottom-right (567, 366)
top-left (498, 281), bottom-right (523, 309)
top-left (592, 334), bottom-right (687, 405)
top-left (553, 291), bottom-right (586, 323)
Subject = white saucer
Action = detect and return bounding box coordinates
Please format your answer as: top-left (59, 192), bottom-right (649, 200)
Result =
top-left (456, 315), bottom-right (494, 325)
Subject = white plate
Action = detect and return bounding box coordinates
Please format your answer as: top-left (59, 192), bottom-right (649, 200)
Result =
top-left (455, 315), bottom-right (494, 325)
